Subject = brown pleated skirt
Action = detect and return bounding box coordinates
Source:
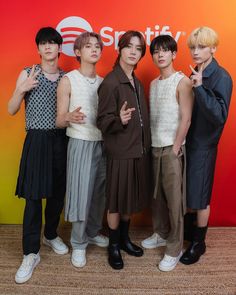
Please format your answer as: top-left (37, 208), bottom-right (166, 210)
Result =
top-left (106, 152), bottom-right (152, 215)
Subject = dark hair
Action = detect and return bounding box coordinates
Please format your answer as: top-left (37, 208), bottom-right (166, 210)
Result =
top-left (74, 31), bottom-right (103, 62)
top-left (150, 35), bottom-right (177, 55)
top-left (115, 30), bottom-right (146, 67)
top-left (35, 27), bottom-right (63, 46)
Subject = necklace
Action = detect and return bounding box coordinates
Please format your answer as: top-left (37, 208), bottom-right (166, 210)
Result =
top-left (42, 68), bottom-right (59, 75)
top-left (128, 76), bottom-right (135, 87)
top-left (85, 76), bottom-right (97, 84)
top-left (78, 70), bottom-right (97, 84)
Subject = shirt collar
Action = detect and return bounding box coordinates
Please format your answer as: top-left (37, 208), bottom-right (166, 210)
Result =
top-left (195, 58), bottom-right (218, 78)
top-left (113, 64), bottom-right (137, 84)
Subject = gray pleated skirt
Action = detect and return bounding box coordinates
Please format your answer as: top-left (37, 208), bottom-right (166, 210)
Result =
top-left (65, 138), bottom-right (103, 222)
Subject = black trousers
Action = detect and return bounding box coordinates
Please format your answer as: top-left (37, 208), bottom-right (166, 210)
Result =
top-left (23, 196), bottom-right (65, 255)
top-left (22, 130), bottom-right (67, 255)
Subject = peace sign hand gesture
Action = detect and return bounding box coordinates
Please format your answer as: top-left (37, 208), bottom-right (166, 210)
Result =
top-left (189, 63), bottom-right (204, 88)
top-left (20, 65), bottom-right (41, 93)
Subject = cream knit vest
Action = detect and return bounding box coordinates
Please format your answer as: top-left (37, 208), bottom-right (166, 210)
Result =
top-left (66, 70), bottom-right (103, 141)
top-left (150, 71), bottom-right (185, 147)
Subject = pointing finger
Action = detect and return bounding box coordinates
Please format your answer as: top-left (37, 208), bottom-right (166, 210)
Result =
top-left (29, 65), bottom-right (35, 77)
top-left (189, 65), bottom-right (198, 75)
top-left (33, 69), bottom-right (41, 78)
top-left (74, 106), bottom-right (82, 112)
top-left (120, 101), bottom-right (127, 111)
top-left (124, 108), bottom-right (135, 114)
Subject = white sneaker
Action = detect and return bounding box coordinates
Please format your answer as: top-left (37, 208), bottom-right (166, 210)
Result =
top-left (158, 251), bottom-right (183, 272)
top-left (88, 234), bottom-right (109, 247)
top-left (43, 236), bottom-right (69, 255)
top-left (141, 233), bottom-right (166, 249)
top-left (15, 253), bottom-right (40, 284)
top-left (71, 249), bottom-right (86, 268)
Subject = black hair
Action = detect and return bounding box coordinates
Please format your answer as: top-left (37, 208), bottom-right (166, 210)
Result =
top-left (150, 35), bottom-right (177, 55)
top-left (35, 27), bottom-right (63, 46)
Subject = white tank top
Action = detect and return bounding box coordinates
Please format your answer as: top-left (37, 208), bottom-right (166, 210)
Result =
top-left (150, 71), bottom-right (185, 147)
top-left (65, 70), bottom-right (103, 141)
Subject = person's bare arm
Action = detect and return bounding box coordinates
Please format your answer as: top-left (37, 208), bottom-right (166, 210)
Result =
top-left (173, 77), bottom-right (194, 155)
top-left (56, 76), bottom-right (85, 128)
top-left (8, 65), bottom-right (40, 115)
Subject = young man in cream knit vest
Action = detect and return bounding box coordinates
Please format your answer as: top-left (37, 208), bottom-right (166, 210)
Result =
top-left (56, 32), bottom-right (108, 268)
top-left (142, 35), bottom-right (193, 271)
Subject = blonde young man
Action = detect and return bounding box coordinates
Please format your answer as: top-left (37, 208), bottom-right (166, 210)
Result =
top-left (56, 32), bottom-right (108, 268)
top-left (180, 27), bottom-right (232, 265)
top-left (141, 35), bottom-right (193, 271)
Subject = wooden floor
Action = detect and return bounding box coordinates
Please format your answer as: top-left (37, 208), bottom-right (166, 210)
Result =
top-left (0, 225), bottom-right (235, 295)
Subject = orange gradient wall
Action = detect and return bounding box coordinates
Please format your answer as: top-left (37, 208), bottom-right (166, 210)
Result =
top-left (0, 0), bottom-right (235, 225)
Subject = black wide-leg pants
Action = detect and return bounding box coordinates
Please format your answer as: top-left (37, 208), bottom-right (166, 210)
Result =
top-left (19, 130), bottom-right (67, 255)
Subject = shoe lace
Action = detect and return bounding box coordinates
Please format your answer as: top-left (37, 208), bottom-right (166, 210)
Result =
top-left (97, 234), bottom-right (106, 241)
top-left (151, 233), bottom-right (158, 239)
top-left (164, 255), bottom-right (175, 262)
top-left (53, 237), bottom-right (64, 246)
top-left (21, 255), bottom-right (36, 270)
top-left (73, 250), bottom-right (85, 257)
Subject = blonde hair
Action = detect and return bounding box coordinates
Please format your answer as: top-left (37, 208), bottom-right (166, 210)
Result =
top-left (187, 27), bottom-right (219, 48)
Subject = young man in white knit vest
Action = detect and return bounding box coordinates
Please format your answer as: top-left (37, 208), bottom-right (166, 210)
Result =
top-left (142, 35), bottom-right (194, 271)
top-left (56, 32), bottom-right (108, 268)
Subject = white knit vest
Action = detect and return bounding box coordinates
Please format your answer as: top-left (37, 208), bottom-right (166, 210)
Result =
top-left (150, 71), bottom-right (185, 147)
top-left (66, 70), bottom-right (103, 141)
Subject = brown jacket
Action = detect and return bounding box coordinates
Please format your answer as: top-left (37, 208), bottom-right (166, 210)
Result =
top-left (97, 65), bottom-right (151, 159)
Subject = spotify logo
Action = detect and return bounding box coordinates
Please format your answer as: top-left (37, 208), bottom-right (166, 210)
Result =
top-left (56, 16), bottom-right (93, 57)
top-left (57, 16), bottom-right (184, 57)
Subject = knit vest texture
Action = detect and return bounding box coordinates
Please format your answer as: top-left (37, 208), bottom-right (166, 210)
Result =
top-left (150, 71), bottom-right (184, 147)
top-left (66, 70), bottom-right (103, 141)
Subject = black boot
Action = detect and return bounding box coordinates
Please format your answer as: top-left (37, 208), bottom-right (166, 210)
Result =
top-left (184, 212), bottom-right (197, 242)
top-left (120, 220), bottom-right (143, 257)
top-left (108, 227), bottom-right (124, 270)
top-left (180, 226), bottom-right (207, 265)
